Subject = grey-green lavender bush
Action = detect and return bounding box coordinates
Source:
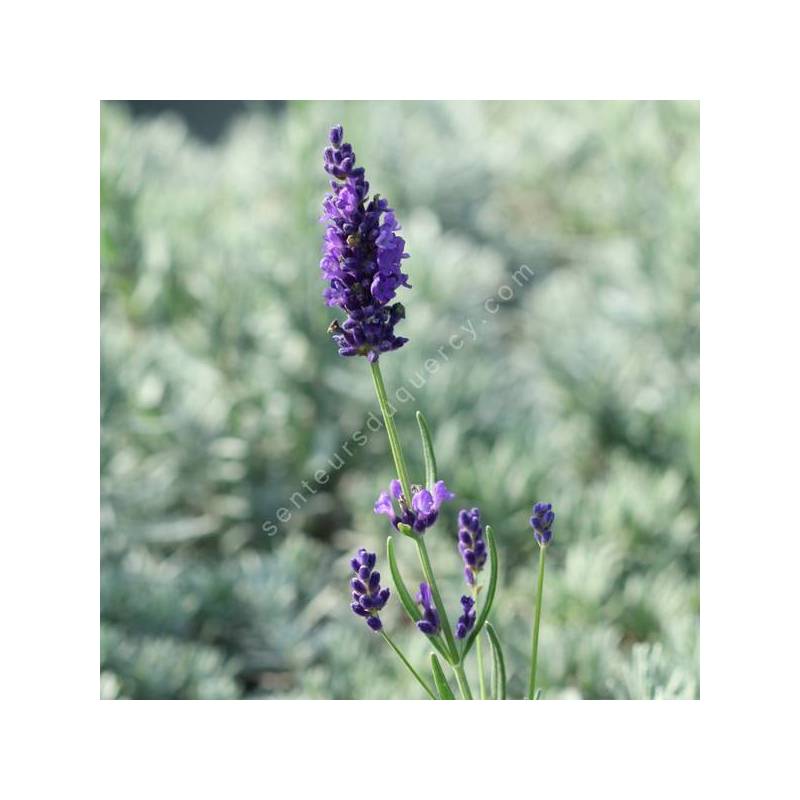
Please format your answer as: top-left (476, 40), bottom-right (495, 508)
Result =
top-left (100, 100), bottom-right (698, 699)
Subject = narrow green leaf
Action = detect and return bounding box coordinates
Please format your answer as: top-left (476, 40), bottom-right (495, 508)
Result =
top-left (534, 688), bottom-right (543, 700)
top-left (485, 622), bottom-right (507, 700)
top-left (387, 536), bottom-right (420, 623)
top-left (387, 536), bottom-right (451, 662)
top-left (462, 525), bottom-right (499, 658)
top-left (415, 410), bottom-right (438, 490)
top-left (430, 653), bottom-right (455, 700)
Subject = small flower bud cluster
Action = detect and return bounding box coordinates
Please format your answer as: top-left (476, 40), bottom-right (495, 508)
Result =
top-left (350, 549), bottom-right (390, 631)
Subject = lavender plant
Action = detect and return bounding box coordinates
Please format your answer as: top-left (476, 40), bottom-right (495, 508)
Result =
top-left (322, 124), bottom-right (556, 699)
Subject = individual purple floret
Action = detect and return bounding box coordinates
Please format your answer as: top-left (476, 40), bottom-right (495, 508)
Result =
top-left (530, 502), bottom-right (555, 546)
top-left (374, 479), bottom-right (455, 534)
top-left (455, 595), bottom-right (476, 640)
top-left (320, 124), bottom-right (411, 362)
top-left (415, 582), bottom-right (441, 636)
top-left (457, 507), bottom-right (487, 586)
top-left (349, 548), bottom-right (390, 631)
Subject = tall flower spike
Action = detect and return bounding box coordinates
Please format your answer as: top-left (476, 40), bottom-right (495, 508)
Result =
top-left (374, 479), bottom-right (454, 534)
top-left (455, 595), bottom-right (476, 640)
top-left (320, 125), bottom-right (410, 362)
top-left (349, 548), bottom-right (390, 631)
top-left (415, 582), bottom-right (441, 636)
top-left (530, 502), bottom-right (555, 546)
top-left (457, 507), bottom-right (487, 585)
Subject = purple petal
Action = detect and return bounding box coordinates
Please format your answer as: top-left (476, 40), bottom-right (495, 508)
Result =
top-left (416, 582), bottom-right (433, 609)
top-left (537, 530), bottom-right (553, 545)
top-left (374, 491), bottom-right (394, 518)
top-left (329, 125), bottom-right (343, 146)
top-left (412, 489), bottom-right (434, 515)
top-left (431, 480), bottom-right (455, 510)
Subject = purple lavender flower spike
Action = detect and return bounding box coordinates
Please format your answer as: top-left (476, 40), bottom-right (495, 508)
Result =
top-left (454, 595), bottom-right (476, 640)
top-left (349, 548), bottom-right (390, 631)
top-left (415, 582), bottom-right (441, 636)
top-left (457, 507), bottom-right (487, 586)
top-left (530, 502), bottom-right (555, 546)
top-left (320, 125), bottom-right (410, 362)
top-left (373, 478), bottom-right (454, 534)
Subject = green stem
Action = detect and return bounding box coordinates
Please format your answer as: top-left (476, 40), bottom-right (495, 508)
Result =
top-left (528, 544), bottom-right (547, 700)
top-left (474, 586), bottom-right (487, 700)
top-left (369, 359), bottom-right (467, 693)
top-left (452, 663), bottom-right (474, 700)
top-left (415, 537), bottom-right (459, 664)
top-left (380, 630), bottom-right (437, 700)
top-left (369, 360), bottom-right (413, 503)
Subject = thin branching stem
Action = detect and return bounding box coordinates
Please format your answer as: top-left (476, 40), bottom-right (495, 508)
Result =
top-left (528, 544), bottom-right (547, 699)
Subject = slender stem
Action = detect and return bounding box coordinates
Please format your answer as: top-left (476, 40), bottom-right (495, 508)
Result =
top-left (380, 630), bottom-right (437, 700)
top-left (369, 360), bottom-right (413, 502)
top-left (474, 586), bottom-right (487, 700)
top-left (369, 360), bottom-right (467, 694)
top-left (452, 663), bottom-right (473, 700)
top-left (528, 544), bottom-right (547, 700)
top-left (415, 537), bottom-right (459, 664)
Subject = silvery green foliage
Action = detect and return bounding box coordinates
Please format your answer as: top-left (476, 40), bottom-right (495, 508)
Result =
top-left (101, 101), bottom-right (698, 699)
top-left (610, 643), bottom-right (698, 700)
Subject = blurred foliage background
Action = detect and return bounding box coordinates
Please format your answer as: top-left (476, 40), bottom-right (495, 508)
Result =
top-left (100, 100), bottom-right (699, 699)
